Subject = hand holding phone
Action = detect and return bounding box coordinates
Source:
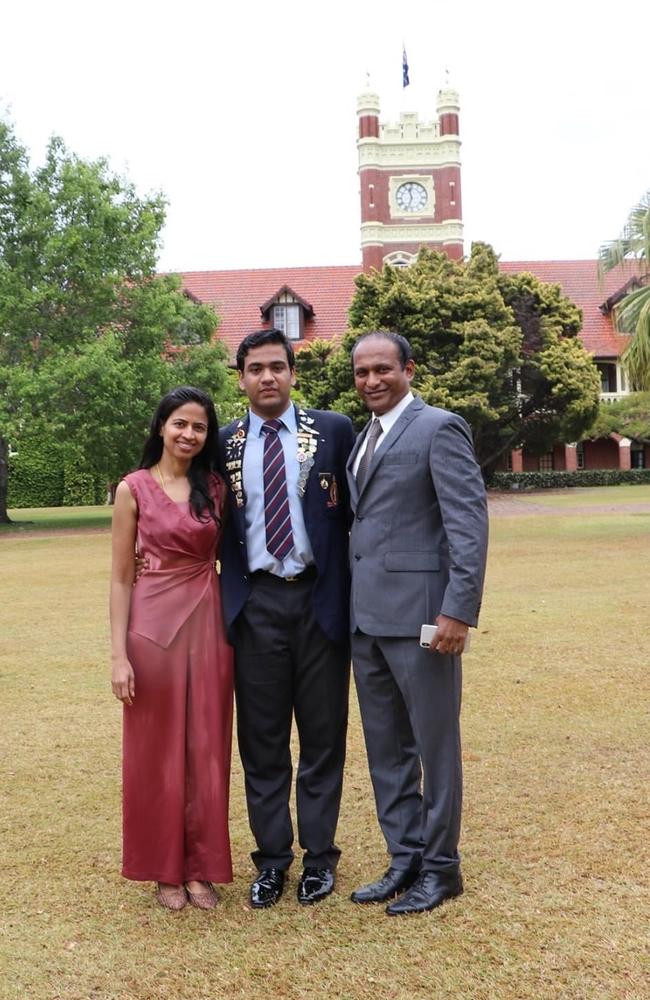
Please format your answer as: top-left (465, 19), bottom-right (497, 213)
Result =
top-left (419, 623), bottom-right (471, 653)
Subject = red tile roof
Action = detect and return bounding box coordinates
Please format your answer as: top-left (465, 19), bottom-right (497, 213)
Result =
top-left (179, 265), bottom-right (361, 357)
top-left (498, 259), bottom-right (640, 357)
top-left (260, 285), bottom-right (315, 319)
top-left (178, 259), bottom-right (646, 361)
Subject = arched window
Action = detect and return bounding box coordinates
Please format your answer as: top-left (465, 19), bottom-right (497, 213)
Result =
top-left (383, 252), bottom-right (415, 268)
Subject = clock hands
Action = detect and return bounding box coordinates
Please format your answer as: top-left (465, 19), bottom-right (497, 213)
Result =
top-left (396, 182), bottom-right (427, 213)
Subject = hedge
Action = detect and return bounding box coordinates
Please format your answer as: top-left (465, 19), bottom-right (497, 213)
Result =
top-left (62, 467), bottom-right (98, 507)
top-left (7, 451), bottom-right (65, 508)
top-left (491, 469), bottom-right (650, 490)
top-left (8, 441), bottom-right (107, 508)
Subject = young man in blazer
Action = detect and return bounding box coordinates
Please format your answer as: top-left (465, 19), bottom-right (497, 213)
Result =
top-left (219, 329), bottom-right (355, 908)
top-left (346, 331), bottom-right (488, 915)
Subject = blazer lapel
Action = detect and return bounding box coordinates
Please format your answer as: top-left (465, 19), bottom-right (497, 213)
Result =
top-left (294, 406), bottom-right (321, 498)
top-left (359, 397), bottom-right (424, 494)
top-left (223, 416), bottom-right (250, 517)
top-left (347, 419), bottom-right (371, 505)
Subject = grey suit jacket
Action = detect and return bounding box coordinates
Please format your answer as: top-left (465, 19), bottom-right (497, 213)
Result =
top-left (346, 397), bottom-right (488, 637)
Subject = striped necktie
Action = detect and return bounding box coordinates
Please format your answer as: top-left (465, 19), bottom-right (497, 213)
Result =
top-left (262, 419), bottom-right (294, 561)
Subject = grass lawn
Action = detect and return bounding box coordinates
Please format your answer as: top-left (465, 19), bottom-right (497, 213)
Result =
top-left (514, 483), bottom-right (650, 509)
top-left (1, 489), bottom-right (648, 999)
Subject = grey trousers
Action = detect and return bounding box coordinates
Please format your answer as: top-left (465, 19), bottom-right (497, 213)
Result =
top-left (351, 631), bottom-right (462, 873)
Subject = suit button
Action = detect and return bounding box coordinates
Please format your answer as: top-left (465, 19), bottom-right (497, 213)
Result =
top-left (354, 554), bottom-right (361, 561)
top-left (356, 515), bottom-right (363, 521)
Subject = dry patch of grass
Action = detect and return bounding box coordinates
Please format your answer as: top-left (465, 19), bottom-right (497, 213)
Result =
top-left (1, 494), bottom-right (649, 999)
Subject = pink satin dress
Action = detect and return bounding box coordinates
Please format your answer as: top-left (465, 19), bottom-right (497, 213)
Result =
top-left (121, 469), bottom-right (233, 885)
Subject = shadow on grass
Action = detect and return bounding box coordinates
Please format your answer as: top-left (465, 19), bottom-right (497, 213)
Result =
top-left (1, 505), bottom-right (113, 533)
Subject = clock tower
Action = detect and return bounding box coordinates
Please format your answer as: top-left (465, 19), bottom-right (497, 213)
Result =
top-left (357, 85), bottom-right (463, 272)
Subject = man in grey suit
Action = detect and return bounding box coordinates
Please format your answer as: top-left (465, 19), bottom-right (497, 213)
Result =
top-left (347, 331), bottom-right (488, 916)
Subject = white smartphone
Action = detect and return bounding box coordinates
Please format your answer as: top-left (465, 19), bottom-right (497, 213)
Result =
top-left (419, 624), bottom-right (471, 653)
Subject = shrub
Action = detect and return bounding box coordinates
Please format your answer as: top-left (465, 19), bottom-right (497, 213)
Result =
top-left (491, 469), bottom-right (650, 490)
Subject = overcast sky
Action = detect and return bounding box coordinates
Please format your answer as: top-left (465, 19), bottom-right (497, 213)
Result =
top-left (2, 0), bottom-right (649, 272)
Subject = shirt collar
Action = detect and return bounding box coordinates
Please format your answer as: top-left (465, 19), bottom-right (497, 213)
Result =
top-left (374, 390), bottom-right (414, 434)
top-left (249, 402), bottom-right (296, 436)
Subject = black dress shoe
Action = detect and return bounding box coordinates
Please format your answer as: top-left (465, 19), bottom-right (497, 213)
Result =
top-left (385, 870), bottom-right (463, 915)
top-left (250, 868), bottom-right (285, 909)
top-left (350, 867), bottom-right (420, 904)
top-left (297, 867), bottom-right (335, 905)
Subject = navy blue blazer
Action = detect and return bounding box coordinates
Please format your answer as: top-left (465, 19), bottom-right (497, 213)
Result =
top-left (218, 405), bottom-right (355, 647)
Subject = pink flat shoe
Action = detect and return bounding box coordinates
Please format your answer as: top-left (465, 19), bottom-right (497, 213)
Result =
top-left (156, 883), bottom-right (188, 911)
top-left (185, 882), bottom-right (218, 910)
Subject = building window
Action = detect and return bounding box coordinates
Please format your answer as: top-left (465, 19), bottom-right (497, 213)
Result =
top-left (631, 442), bottom-right (646, 469)
top-left (261, 285), bottom-right (313, 341)
top-left (576, 443), bottom-right (585, 470)
top-left (596, 362), bottom-right (617, 393)
top-left (383, 251), bottom-right (415, 268)
top-left (506, 451), bottom-right (513, 471)
top-left (272, 304), bottom-right (301, 341)
top-left (538, 452), bottom-right (554, 471)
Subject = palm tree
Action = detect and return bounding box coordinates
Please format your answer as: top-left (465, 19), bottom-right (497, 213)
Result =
top-left (599, 191), bottom-right (650, 390)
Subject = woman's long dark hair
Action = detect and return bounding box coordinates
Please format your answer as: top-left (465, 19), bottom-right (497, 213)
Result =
top-left (139, 386), bottom-right (221, 525)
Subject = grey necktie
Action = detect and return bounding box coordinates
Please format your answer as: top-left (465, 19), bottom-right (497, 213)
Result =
top-left (356, 419), bottom-right (383, 490)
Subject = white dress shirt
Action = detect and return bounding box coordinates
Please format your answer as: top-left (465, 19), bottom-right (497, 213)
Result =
top-left (243, 403), bottom-right (315, 576)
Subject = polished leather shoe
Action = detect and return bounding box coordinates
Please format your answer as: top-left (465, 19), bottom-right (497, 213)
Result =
top-left (297, 867), bottom-right (335, 905)
top-left (385, 870), bottom-right (463, 915)
top-left (350, 866), bottom-right (420, 904)
top-left (250, 868), bottom-right (285, 909)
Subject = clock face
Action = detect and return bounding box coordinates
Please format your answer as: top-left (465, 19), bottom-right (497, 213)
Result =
top-left (395, 182), bottom-right (428, 213)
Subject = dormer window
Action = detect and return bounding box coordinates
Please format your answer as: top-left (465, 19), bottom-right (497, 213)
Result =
top-left (272, 303), bottom-right (301, 341)
top-left (260, 286), bottom-right (314, 342)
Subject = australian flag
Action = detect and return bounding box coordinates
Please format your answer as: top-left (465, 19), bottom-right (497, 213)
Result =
top-left (402, 45), bottom-right (410, 87)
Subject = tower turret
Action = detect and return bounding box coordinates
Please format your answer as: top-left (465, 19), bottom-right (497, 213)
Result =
top-left (437, 86), bottom-right (460, 136)
top-left (356, 83), bottom-right (463, 271)
top-left (357, 88), bottom-right (380, 139)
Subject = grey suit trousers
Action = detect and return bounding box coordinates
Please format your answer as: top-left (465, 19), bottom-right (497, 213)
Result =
top-left (351, 631), bottom-right (462, 873)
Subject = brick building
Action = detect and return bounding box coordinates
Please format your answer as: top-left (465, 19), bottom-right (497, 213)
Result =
top-left (176, 85), bottom-right (648, 471)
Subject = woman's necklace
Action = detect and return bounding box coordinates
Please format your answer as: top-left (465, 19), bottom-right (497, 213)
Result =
top-left (155, 462), bottom-right (190, 502)
top-left (155, 463), bottom-right (167, 494)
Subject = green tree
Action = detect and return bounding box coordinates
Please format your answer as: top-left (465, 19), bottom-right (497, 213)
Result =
top-left (587, 391), bottom-right (650, 443)
top-left (0, 120), bottom-right (232, 521)
top-left (295, 245), bottom-right (600, 478)
top-left (599, 190), bottom-right (650, 390)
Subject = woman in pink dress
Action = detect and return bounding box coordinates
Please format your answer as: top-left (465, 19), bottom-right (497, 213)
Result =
top-left (110, 386), bottom-right (233, 911)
